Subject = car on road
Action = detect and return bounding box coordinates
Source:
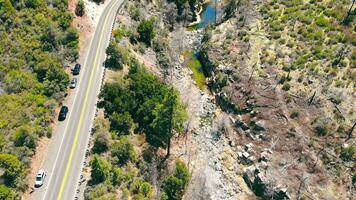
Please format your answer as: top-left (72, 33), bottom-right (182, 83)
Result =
top-left (69, 78), bottom-right (77, 89)
top-left (72, 63), bottom-right (81, 75)
top-left (58, 106), bottom-right (69, 121)
top-left (35, 169), bottom-right (46, 187)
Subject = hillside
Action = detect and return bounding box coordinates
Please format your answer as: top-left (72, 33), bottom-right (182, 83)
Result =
top-left (0, 0), bottom-right (78, 197)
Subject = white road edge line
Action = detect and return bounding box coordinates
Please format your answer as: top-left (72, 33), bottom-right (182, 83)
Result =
top-left (71, 1), bottom-right (122, 199)
top-left (40, 1), bottom-right (106, 198)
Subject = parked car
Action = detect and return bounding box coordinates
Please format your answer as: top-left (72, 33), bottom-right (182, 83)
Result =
top-left (69, 78), bottom-right (77, 89)
top-left (58, 106), bottom-right (69, 121)
top-left (35, 169), bottom-right (46, 187)
top-left (72, 63), bottom-right (81, 75)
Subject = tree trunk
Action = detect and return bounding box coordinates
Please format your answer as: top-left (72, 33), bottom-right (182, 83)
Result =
top-left (343, 0), bottom-right (356, 25)
top-left (346, 121), bottom-right (355, 141)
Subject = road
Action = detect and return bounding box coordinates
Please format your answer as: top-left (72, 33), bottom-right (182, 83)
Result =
top-left (31, 0), bottom-right (123, 199)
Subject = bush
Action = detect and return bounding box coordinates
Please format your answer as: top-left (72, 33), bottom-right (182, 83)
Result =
top-left (0, 185), bottom-right (15, 200)
top-left (162, 160), bottom-right (190, 200)
top-left (92, 133), bottom-right (110, 154)
top-left (105, 42), bottom-right (129, 70)
top-left (75, 0), bottom-right (85, 16)
top-left (282, 82), bottom-right (291, 91)
top-left (109, 112), bottom-right (134, 135)
top-left (90, 155), bottom-right (111, 184)
top-left (111, 136), bottom-right (136, 165)
top-left (137, 19), bottom-right (155, 45)
top-left (340, 146), bottom-right (356, 162)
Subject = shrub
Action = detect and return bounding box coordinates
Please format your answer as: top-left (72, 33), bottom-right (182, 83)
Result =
top-left (0, 185), bottom-right (15, 200)
top-left (162, 160), bottom-right (190, 200)
top-left (111, 136), bottom-right (136, 165)
top-left (105, 42), bottom-right (129, 69)
top-left (340, 146), bottom-right (356, 162)
top-left (109, 112), bottom-right (134, 135)
top-left (137, 19), bottom-right (155, 45)
top-left (90, 155), bottom-right (111, 184)
top-left (75, 0), bottom-right (85, 16)
top-left (92, 133), bottom-right (110, 154)
top-left (282, 82), bottom-right (291, 91)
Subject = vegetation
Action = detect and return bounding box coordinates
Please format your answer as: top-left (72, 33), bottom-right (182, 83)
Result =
top-left (0, 0), bottom-right (78, 194)
top-left (137, 19), bottom-right (156, 45)
top-left (99, 61), bottom-right (187, 156)
top-left (105, 41), bottom-right (129, 70)
top-left (184, 51), bottom-right (206, 90)
top-left (75, 0), bottom-right (85, 17)
top-left (161, 160), bottom-right (190, 200)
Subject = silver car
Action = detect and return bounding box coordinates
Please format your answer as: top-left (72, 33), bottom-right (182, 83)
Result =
top-left (69, 78), bottom-right (77, 89)
top-left (35, 169), bottom-right (46, 187)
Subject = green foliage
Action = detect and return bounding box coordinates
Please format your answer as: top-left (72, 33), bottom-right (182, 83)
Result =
top-left (173, 0), bottom-right (187, 14)
top-left (137, 19), bottom-right (155, 45)
top-left (0, 154), bottom-right (25, 187)
top-left (129, 5), bottom-right (140, 21)
top-left (85, 183), bottom-right (116, 200)
top-left (90, 155), bottom-right (111, 185)
top-left (99, 63), bottom-right (187, 150)
top-left (0, 185), bottom-right (15, 200)
top-left (105, 41), bottom-right (129, 69)
top-left (75, 0), bottom-right (85, 16)
top-left (109, 112), bottom-right (134, 135)
top-left (92, 133), bottom-right (110, 154)
top-left (184, 51), bottom-right (206, 90)
top-left (13, 125), bottom-right (37, 149)
top-left (340, 146), bottom-right (356, 162)
top-left (111, 136), bottom-right (136, 165)
top-left (162, 160), bottom-right (190, 200)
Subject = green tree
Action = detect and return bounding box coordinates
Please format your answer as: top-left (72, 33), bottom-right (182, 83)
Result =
top-left (162, 160), bottom-right (190, 200)
top-left (13, 125), bottom-right (36, 149)
top-left (137, 19), bottom-right (155, 45)
top-left (149, 88), bottom-right (187, 158)
top-left (90, 155), bottom-right (111, 184)
top-left (0, 185), bottom-right (15, 200)
top-left (111, 136), bottom-right (136, 165)
top-left (173, 0), bottom-right (187, 14)
top-left (0, 0), bottom-right (15, 21)
top-left (109, 112), bottom-right (134, 135)
top-left (105, 42), bottom-right (128, 69)
top-left (0, 153), bottom-right (25, 187)
top-left (92, 133), bottom-right (110, 154)
top-left (224, 0), bottom-right (237, 20)
top-left (75, 0), bottom-right (85, 16)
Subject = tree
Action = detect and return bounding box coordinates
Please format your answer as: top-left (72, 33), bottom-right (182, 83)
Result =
top-left (75, 0), bottom-right (85, 17)
top-left (105, 42), bottom-right (128, 69)
top-left (92, 133), bottom-right (110, 154)
top-left (343, 0), bottom-right (355, 25)
top-left (109, 112), bottom-right (134, 135)
top-left (111, 136), bottom-right (136, 165)
top-left (162, 160), bottom-right (190, 200)
top-left (90, 155), bottom-right (111, 184)
top-left (0, 153), bottom-right (25, 187)
top-left (149, 88), bottom-right (187, 159)
top-left (0, 0), bottom-right (15, 21)
top-left (137, 19), bottom-right (155, 45)
top-left (224, 0), bottom-right (238, 20)
top-left (13, 125), bottom-right (36, 149)
top-left (0, 185), bottom-right (15, 200)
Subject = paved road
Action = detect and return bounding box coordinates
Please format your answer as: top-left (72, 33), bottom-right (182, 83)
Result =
top-left (31, 1), bottom-right (123, 199)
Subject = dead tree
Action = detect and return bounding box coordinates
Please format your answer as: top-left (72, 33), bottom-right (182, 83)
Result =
top-left (343, 0), bottom-right (356, 25)
top-left (346, 121), bottom-right (356, 141)
top-left (308, 91), bottom-right (316, 106)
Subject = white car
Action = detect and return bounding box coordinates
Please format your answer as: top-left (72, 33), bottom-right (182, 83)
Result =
top-left (35, 169), bottom-right (46, 187)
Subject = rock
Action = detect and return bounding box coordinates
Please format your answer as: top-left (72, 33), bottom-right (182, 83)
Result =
top-left (229, 140), bottom-right (236, 147)
top-left (253, 120), bottom-right (266, 131)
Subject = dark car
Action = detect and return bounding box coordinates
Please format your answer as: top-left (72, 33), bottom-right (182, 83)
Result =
top-left (69, 78), bottom-right (77, 89)
top-left (72, 63), bottom-right (81, 75)
top-left (58, 106), bottom-right (69, 121)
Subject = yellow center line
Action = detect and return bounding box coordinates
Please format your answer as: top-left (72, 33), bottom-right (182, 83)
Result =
top-left (56, 1), bottom-right (118, 199)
